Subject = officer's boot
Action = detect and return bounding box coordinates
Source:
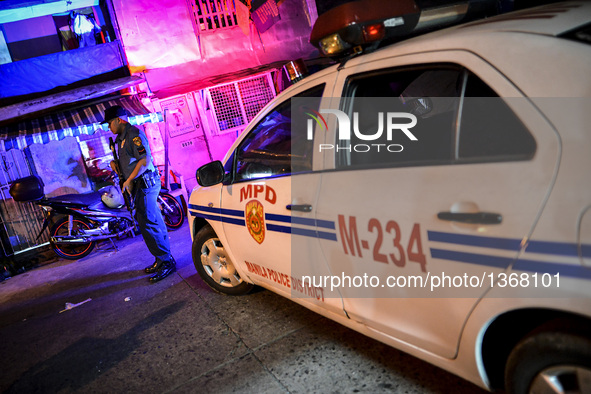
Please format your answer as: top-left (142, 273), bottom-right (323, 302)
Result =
top-left (149, 258), bottom-right (176, 283)
top-left (145, 259), bottom-right (162, 274)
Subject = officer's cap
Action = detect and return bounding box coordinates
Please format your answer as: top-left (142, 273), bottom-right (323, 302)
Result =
top-left (102, 105), bottom-right (128, 124)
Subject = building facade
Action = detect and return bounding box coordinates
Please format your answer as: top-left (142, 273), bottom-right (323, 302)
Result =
top-left (0, 0), bottom-right (319, 258)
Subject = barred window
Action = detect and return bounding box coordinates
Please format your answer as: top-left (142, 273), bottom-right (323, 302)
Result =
top-left (209, 84), bottom-right (243, 132)
top-left (206, 73), bottom-right (276, 135)
top-left (189, 0), bottom-right (239, 32)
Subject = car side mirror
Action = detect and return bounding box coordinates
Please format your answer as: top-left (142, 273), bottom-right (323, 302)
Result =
top-left (196, 160), bottom-right (225, 187)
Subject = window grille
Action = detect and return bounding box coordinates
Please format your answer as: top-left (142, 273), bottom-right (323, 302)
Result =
top-left (206, 73), bottom-right (276, 135)
top-left (189, 0), bottom-right (239, 32)
top-left (238, 77), bottom-right (276, 122)
top-left (209, 84), bottom-right (244, 132)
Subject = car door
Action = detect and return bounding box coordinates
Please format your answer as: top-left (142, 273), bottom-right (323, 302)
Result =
top-left (314, 51), bottom-right (559, 358)
top-left (219, 81), bottom-right (346, 316)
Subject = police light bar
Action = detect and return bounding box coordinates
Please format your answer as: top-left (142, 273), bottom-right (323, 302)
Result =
top-left (310, 0), bottom-right (498, 58)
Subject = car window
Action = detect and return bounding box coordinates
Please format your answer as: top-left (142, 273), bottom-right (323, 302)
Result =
top-left (339, 66), bottom-right (462, 169)
top-left (457, 73), bottom-right (536, 161)
top-left (338, 64), bottom-right (536, 169)
top-left (234, 84), bottom-right (325, 182)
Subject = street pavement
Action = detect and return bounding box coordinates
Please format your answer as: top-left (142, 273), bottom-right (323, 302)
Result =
top-left (0, 222), bottom-right (487, 393)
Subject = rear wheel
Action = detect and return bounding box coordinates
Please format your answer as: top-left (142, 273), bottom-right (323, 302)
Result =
top-left (505, 331), bottom-right (591, 394)
top-left (50, 217), bottom-right (95, 260)
top-left (158, 193), bottom-right (185, 230)
top-left (192, 225), bottom-right (253, 295)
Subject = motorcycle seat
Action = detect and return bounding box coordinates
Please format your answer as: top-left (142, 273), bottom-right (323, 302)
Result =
top-left (45, 192), bottom-right (101, 207)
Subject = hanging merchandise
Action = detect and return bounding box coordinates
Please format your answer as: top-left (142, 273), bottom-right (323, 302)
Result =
top-left (72, 12), bottom-right (100, 47)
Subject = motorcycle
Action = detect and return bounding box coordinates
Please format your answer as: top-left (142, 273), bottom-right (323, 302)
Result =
top-left (9, 174), bottom-right (185, 260)
top-left (88, 165), bottom-right (185, 232)
top-left (106, 170), bottom-right (185, 231)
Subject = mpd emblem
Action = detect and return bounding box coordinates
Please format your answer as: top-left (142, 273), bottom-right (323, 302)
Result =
top-left (245, 200), bottom-right (265, 244)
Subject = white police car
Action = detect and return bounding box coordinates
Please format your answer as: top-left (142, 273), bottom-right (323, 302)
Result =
top-left (188, 2), bottom-right (591, 393)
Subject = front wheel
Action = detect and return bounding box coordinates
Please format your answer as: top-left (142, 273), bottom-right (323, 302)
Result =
top-left (192, 225), bottom-right (253, 295)
top-left (505, 330), bottom-right (591, 394)
top-left (158, 193), bottom-right (185, 230)
top-left (49, 217), bottom-right (95, 260)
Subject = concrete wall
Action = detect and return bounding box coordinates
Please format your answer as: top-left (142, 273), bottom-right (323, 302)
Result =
top-left (3, 15), bottom-right (62, 60)
top-left (113, 0), bottom-right (318, 92)
top-left (112, 0), bottom-right (200, 71)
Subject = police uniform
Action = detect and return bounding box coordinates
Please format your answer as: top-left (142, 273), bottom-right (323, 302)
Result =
top-left (115, 122), bottom-right (174, 278)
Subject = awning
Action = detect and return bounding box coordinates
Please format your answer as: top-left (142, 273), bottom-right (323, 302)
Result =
top-left (0, 95), bottom-right (162, 151)
top-left (0, 75), bottom-right (145, 122)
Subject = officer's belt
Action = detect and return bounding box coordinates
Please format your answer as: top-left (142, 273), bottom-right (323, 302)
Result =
top-left (134, 170), bottom-right (159, 189)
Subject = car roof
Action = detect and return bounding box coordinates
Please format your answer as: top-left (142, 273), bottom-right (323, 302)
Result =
top-left (450, 1), bottom-right (591, 37)
top-left (329, 1), bottom-right (591, 97)
top-left (349, 1), bottom-right (590, 62)
top-left (275, 2), bottom-right (590, 103)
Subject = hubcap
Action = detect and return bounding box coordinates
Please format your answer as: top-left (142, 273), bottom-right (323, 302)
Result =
top-left (530, 365), bottom-right (591, 394)
top-left (200, 238), bottom-right (243, 287)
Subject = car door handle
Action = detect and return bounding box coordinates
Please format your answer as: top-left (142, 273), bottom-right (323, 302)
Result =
top-left (437, 211), bottom-right (502, 225)
top-left (286, 204), bottom-right (312, 212)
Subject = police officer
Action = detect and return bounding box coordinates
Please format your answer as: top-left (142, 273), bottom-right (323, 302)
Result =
top-left (103, 105), bottom-right (176, 283)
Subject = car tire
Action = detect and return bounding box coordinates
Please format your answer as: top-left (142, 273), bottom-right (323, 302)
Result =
top-left (505, 330), bottom-right (591, 394)
top-left (192, 225), bottom-right (254, 295)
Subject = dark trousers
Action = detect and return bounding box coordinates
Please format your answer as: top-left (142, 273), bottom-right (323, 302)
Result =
top-left (134, 183), bottom-right (171, 262)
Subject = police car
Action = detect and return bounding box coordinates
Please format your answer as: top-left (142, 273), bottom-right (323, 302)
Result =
top-left (188, 2), bottom-right (591, 393)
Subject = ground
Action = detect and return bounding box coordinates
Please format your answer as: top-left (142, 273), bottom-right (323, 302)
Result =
top-left (0, 222), bottom-right (487, 393)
